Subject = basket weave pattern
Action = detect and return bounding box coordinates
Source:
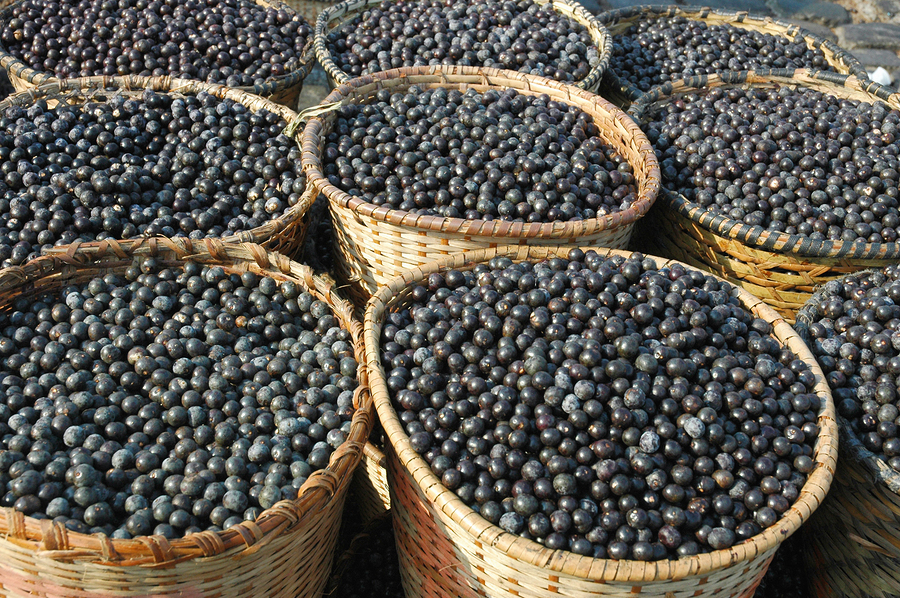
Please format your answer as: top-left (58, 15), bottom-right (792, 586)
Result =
top-left (314, 0), bottom-right (612, 91)
top-left (350, 442), bottom-right (392, 526)
top-left (0, 237), bottom-right (373, 598)
top-left (301, 65), bottom-right (660, 304)
top-left (0, 0), bottom-right (315, 107)
top-left (795, 276), bottom-right (900, 598)
top-left (597, 5), bottom-right (866, 107)
top-left (0, 75), bottom-right (316, 259)
top-left (364, 245), bottom-right (837, 598)
top-left (630, 69), bottom-right (900, 322)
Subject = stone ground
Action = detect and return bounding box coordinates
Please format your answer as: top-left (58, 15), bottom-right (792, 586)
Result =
top-left (296, 0), bottom-right (900, 112)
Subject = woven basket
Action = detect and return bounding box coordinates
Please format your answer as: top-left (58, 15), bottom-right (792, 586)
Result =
top-left (363, 244), bottom-right (837, 598)
top-left (0, 75), bottom-right (316, 259)
top-left (794, 272), bottom-right (900, 598)
top-left (596, 5), bottom-right (866, 108)
top-left (300, 65), bottom-right (660, 305)
top-left (0, 236), bottom-right (373, 598)
top-left (284, 0), bottom-right (338, 24)
top-left (628, 68), bottom-right (900, 323)
top-left (313, 0), bottom-right (611, 91)
top-left (351, 442), bottom-right (392, 527)
top-left (0, 0), bottom-right (315, 108)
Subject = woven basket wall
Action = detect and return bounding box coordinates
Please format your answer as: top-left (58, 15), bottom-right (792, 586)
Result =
top-left (596, 5), bottom-right (866, 108)
top-left (794, 273), bottom-right (900, 598)
top-left (283, 0), bottom-right (337, 25)
top-left (0, 0), bottom-right (314, 108)
top-left (628, 68), bottom-right (900, 323)
top-left (0, 237), bottom-right (373, 598)
top-left (300, 65), bottom-right (660, 305)
top-left (314, 0), bottom-right (611, 91)
top-left (0, 75), bottom-right (316, 259)
top-left (350, 442), bottom-right (392, 527)
top-left (363, 244), bottom-right (838, 598)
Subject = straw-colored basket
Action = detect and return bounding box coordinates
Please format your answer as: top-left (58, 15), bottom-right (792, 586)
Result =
top-left (301, 65), bottom-right (660, 305)
top-left (363, 244), bottom-right (837, 598)
top-left (283, 0), bottom-right (337, 24)
top-left (0, 75), bottom-right (316, 259)
top-left (0, 236), bottom-right (373, 598)
top-left (596, 5), bottom-right (865, 108)
top-left (0, 0), bottom-right (315, 108)
top-left (629, 69), bottom-right (900, 322)
top-left (313, 0), bottom-right (611, 91)
top-left (794, 272), bottom-right (900, 598)
top-left (350, 442), bottom-right (392, 527)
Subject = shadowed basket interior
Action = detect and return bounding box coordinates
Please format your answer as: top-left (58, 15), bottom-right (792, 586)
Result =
top-left (629, 68), bottom-right (900, 323)
top-left (794, 272), bottom-right (900, 598)
top-left (0, 237), bottom-right (373, 598)
top-left (0, 75), bottom-right (317, 259)
top-left (596, 4), bottom-right (866, 108)
top-left (364, 244), bottom-right (837, 598)
top-left (313, 0), bottom-right (612, 91)
top-left (300, 65), bottom-right (660, 305)
top-left (0, 0), bottom-right (315, 108)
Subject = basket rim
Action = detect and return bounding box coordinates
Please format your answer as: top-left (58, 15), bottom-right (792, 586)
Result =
top-left (299, 64), bottom-right (660, 240)
top-left (794, 268), bottom-right (900, 495)
top-left (597, 3), bottom-right (866, 105)
top-left (0, 236), bottom-right (374, 565)
top-left (364, 244), bottom-right (838, 582)
top-left (0, 0), bottom-right (316, 97)
top-left (0, 74), bottom-right (317, 252)
top-left (313, 0), bottom-right (612, 91)
top-left (629, 68), bottom-right (900, 261)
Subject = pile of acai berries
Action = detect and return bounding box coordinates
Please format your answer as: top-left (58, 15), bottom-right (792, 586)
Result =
top-left (0, 90), bottom-right (305, 267)
top-left (609, 17), bottom-right (835, 93)
top-left (802, 264), bottom-right (900, 470)
top-left (324, 0), bottom-right (602, 84)
top-left (641, 86), bottom-right (900, 244)
top-left (322, 86), bottom-right (638, 223)
top-left (0, 259), bottom-right (359, 539)
top-left (378, 249), bottom-right (822, 561)
top-left (0, 0), bottom-right (310, 86)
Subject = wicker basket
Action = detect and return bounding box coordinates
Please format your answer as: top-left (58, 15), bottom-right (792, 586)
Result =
top-left (300, 65), bottom-right (660, 305)
top-left (363, 244), bottom-right (837, 598)
top-left (0, 0), bottom-right (315, 108)
top-left (313, 0), bottom-right (611, 91)
top-left (0, 236), bottom-right (373, 598)
top-left (628, 68), bottom-right (900, 323)
top-left (0, 75), bottom-right (316, 259)
top-left (596, 5), bottom-right (866, 108)
top-left (351, 442), bottom-right (392, 527)
top-left (283, 0), bottom-right (338, 24)
top-left (794, 271), bottom-right (900, 598)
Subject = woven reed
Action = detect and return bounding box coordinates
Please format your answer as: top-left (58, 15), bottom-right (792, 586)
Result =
top-left (283, 0), bottom-right (337, 24)
top-left (300, 65), bottom-right (660, 305)
top-left (313, 0), bottom-right (611, 91)
top-left (629, 68), bottom-right (900, 323)
top-left (794, 275), bottom-right (900, 598)
top-left (0, 75), bottom-right (316, 258)
top-left (350, 442), bottom-right (392, 527)
top-left (363, 244), bottom-right (837, 598)
top-left (0, 0), bottom-right (314, 108)
top-left (0, 236), bottom-right (373, 598)
top-left (596, 5), bottom-right (866, 108)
